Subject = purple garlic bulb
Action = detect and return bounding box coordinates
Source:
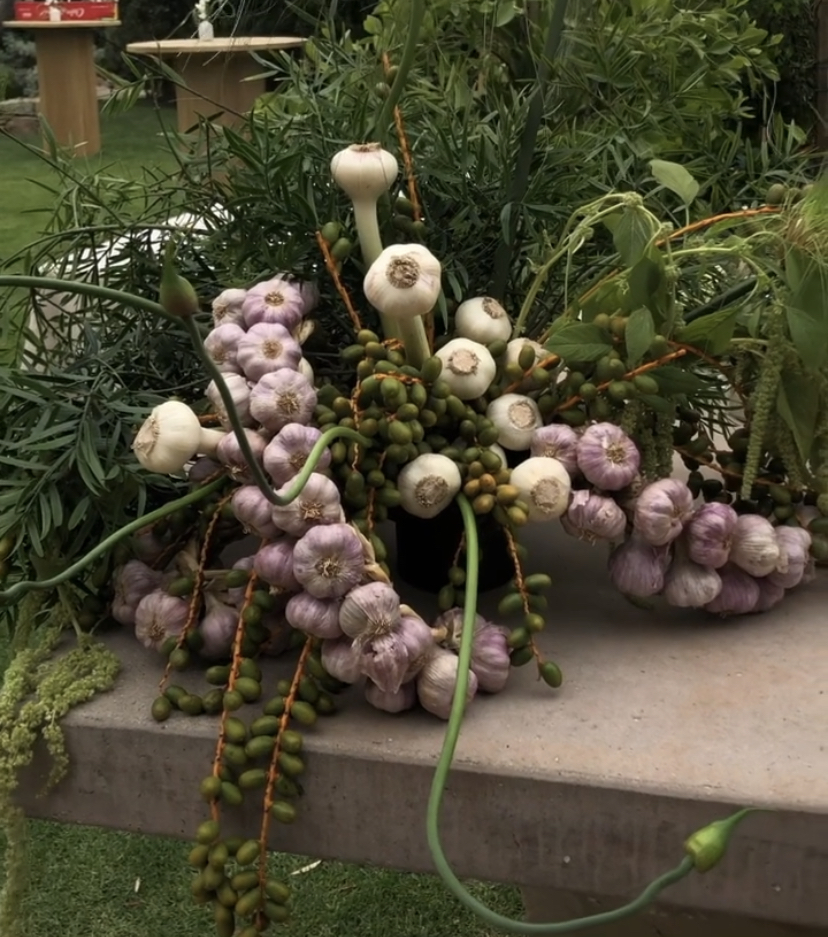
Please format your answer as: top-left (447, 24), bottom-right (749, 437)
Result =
top-left (264, 423), bottom-right (330, 487)
top-left (529, 424), bottom-right (579, 476)
top-left (253, 540), bottom-right (299, 591)
top-left (561, 489), bottom-right (627, 543)
top-left (608, 534), bottom-right (671, 598)
top-left (204, 323), bottom-right (245, 374)
top-left (576, 423), bottom-right (640, 491)
top-left (633, 478), bottom-right (694, 547)
top-left (685, 502), bottom-right (737, 569)
top-left (199, 594), bottom-right (238, 659)
top-left (365, 679), bottom-right (417, 714)
top-left (293, 524), bottom-right (364, 599)
top-left (231, 485), bottom-right (281, 540)
top-left (242, 277), bottom-right (307, 332)
top-left (249, 369), bottom-right (317, 434)
top-left (111, 560), bottom-right (163, 626)
top-left (216, 428), bottom-right (269, 482)
top-left (703, 564), bottom-right (760, 617)
top-left (285, 592), bottom-right (343, 640)
top-left (237, 321), bottom-right (302, 384)
top-left (134, 590), bottom-right (189, 652)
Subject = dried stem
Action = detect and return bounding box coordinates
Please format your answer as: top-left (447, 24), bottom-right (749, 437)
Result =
top-left (315, 230), bottom-right (363, 332)
top-left (382, 52), bottom-right (422, 222)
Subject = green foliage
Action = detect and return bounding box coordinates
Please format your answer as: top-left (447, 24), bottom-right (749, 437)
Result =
top-left (0, 33), bottom-right (37, 100)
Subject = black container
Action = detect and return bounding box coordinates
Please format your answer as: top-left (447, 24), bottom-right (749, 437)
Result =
top-left (392, 503), bottom-right (514, 595)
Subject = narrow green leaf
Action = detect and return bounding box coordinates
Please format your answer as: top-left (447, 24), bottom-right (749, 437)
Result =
top-left (777, 375), bottom-right (819, 462)
top-left (625, 308), bottom-right (655, 366)
top-left (650, 159), bottom-right (700, 206)
top-left (546, 323), bottom-right (614, 363)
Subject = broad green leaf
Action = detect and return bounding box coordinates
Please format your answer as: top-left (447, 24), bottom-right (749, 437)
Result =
top-left (613, 206), bottom-right (657, 267)
top-left (784, 247), bottom-right (828, 371)
top-left (646, 366), bottom-right (708, 396)
top-left (650, 159), bottom-right (700, 207)
top-left (679, 307), bottom-right (740, 355)
top-left (546, 323), bottom-right (614, 363)
top-left (626, 253), bottom-right (666, 319)
top-left (577, 277), bottom-right (626, 322)
top-left (777, 375), bottom-right (819, 462)
top-left (636, 393), bottom-right (675, 414)
top-left (625, 307), bottom-right (655, 366)
top-left (494, 0), bottom-right (518, 26)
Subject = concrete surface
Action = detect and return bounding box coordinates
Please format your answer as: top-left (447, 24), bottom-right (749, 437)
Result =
top-left (16, 522), bottom-right (828, 928)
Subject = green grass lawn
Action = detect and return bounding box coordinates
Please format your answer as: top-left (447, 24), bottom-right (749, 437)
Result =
top-left (0, 103), bottom-right (523, 936)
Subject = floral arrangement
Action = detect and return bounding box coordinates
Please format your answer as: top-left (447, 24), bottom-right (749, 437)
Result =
top-left (0, 1), bottom-right (825, 934)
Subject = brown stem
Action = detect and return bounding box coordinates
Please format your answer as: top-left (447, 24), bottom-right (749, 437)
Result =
top-left (501, 526), bottom-right (541, 663)
top-left (315, 230), bottom-right (363, 332)
top-left (382, 52), bottom-right (421, 222)
top-left (503, 354), bottom-right (561, 394)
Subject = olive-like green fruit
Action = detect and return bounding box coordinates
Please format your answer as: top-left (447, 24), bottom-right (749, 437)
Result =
top-left (209, 842), bottom-right (229, 869)
top-left (421, 356), bottom-right (444, 383)
top-left (216, 882), bottom-right (238, 909)
top-left (245, 735), bottom-right (276, 759)
top-left (607, 380), bottom-right (628, 403)
top-left (196, 819), bottom-right (221, 845)
top-left (510, 646), bottom-right (534, 667)
top-left (224, 567), bottom-right (250, 589)
top-left (316, 692), bottom-right (336, 715)
top-left (206, 664), bottom-right (231, 686)
top-left (437, 583), bottom-right (455, 612)
top-left (632, 374), bottom-right (660, 395)
top-left (250, 715), bottom-right (280, 737)
top-left (203, 863), bottom-right (226, 890)
top-left (237, 927), bottom-right (259, 937)
top-left (234, 677), bottom-right (262, 703)
top-left (223, 743), bottom-right (248, 768)
top-left (331, 237), bottom-right (353, 261)
top-left (507, 627), bottom-right (530, 649)
top-left (168, 647), bottom-right (190, 670)
top-left (524, 573), bottom-right (552, 593)
top-left (166, 575), bottom-right (194, 597)
top-left (280, 729), bottom-right (303, 754)
top-left (235, 839), bottom-right (262, 866)
top-left (238, 769), bottom-right (268, 791)
top-left (765, 182), bottom-right (787, 206)
top-left (179, 694), bottom-right (204, 716)
top-left (275, 775), bottom-right (301, 798)
top-left (188, 844), bottom-right (210, 868)
top-left (289, 701), bottom-right (318, 726)
top-left (263, 696), bottom-right (286, 717)
top-left (151, 696), bottom-right (172, 722)
top-left (163, 684), bottom-right (187, 707)
top-left (270, 800), bottom-right (297, 824)
top-left (265, 879), bottom-right (291, 904)
top-left (499, 592), bottom-right (526, 618)
top-left (539, 660), bottom-right (564, 688)
top-left (221, 782), bottom-right (244, 807)
top-left (234, 887), bottom-right (263, 918)
top-left (237, 658), bottom-right (262, 681)
top-left (200, 775), bottom-right (223, 802)
top-left (298, 677), bottom-right (320, 704)
top-left (214, 904), bottom-right (235, 937)
top-left (265, 901), bottom-right (290, 923)
top-left (224, 717), bottom-right (247, 745)
top-left (525, 612), bottom-right (545, 633)
top-left (231, 870), bottom-right (260, 892)
top-left (276, 679), bottom-right (293, 697)
top-left (517, 344), bottom-right (536, 371)
top-left (203, 689), bottom-right (224, 715)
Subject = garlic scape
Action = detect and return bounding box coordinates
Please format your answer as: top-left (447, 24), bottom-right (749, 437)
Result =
top-left (363, 244), bottom-right (440, 369)
top-left (133, 400), bottom-right (220, 475)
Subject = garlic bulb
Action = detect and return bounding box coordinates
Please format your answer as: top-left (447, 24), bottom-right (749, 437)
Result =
top-left (204, 323), bottom-right (245, 374)
top-left (398, 453), bottom-right (461, 519)
top-left (216, 428), bottom-right (269, 482)
top-left (416, 648), bottom-right (477, 720)
top-left (752, 577), bottom-right (785, 613)
top-left (249, 369), bottom-right (317, 434)
top-left (365, 679), bottom-right (417, 714)
top-left (272, 473), bottom-right (342, 537)
top-left (293, 523), bottom-right (365, 599)
top-left (241, 276), bottom-right (306, 332)
top-left (339, 581), bottom-right (401, 642)
top-left (509, 456), bottom-right (571, 521)
top-left (530, 424), bottom-right (579, 476)
top-left (134, 590), bottom-right (189, 652)
top-left (206, 374), bottom-right (253, 430)
top-left (111, 560), bottom-right (163, 626)
top-left (769, 526), bottom-right (811, 589)
top-left (253, 540), bottom-right (299, 591)
top-left (133, 400), bottom-right (203, 474)
top-left (454, 296), bottom-right (512, 345)
top-left (237, 322), bottom-right (302, 383)
top-left (285, 592), bottom-right (343, 640)
top-left (729, 515), bottom-right (781, 578)
top-left (298, 357), bottom-right (314, 382)
top-left (130, 525), bottom-right (167, 565)
top-left (363, 243), bottom-right (442, 320)
top-left (487, 394), bottom-right (542, 450)
top-left (504, 338), bottom-right (545, 369)
top-left (633, 479), bottom-right (694, 547)
top-left (608, 534), bottom-right (671, 598)
top-left (576, 423), bottom-right (640, 491)
top-left (662, 543), bottom-right (722, 608)
top-left (330, 143), bottom-right (399, 201)
top-left (187, 457), bottom-right (222, 484)
top-left (470, 620), bottom-right (510, 693)
top-left (435, 338), bottom-right (496, 400)
top-left (231, 485), bottom-right (281, 540)
top-left (704, 564), bottom-right (760, 617)
top-left (399, 614), bottom-right (438, 681)
top-left (359, 632), bottom-right (410, 694)
top-left (200, 593), bottom-right (238, 659)
top-left (685, 502), bottom-right (737, 569)
top-left (212, 287), bottom-right (247, 326)
top-left (321, 636), bottom-right (363, 682)
top-left (263, 423), bottom-right (329, 487)
top-left (561, 489), bottom-right (626, 543)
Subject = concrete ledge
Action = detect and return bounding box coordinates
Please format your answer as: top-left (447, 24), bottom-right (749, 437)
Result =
top-left (15, 523), bottom-right (828, 928)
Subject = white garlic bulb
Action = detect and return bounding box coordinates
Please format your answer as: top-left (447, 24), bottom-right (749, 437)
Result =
top-left (486, 393), bottom-right (542, 450)
top-left (435, 338), bottom-right (497, 400)
top-left (454, 296), bottom-right (511, 345)
top-left (363, 243), bottom-right (442, 321)
top-left (509, 456), bottom-right (571, 521)
top-left (132, 400), bottom-right (203, 474)
top-left (416, 648), bottom-right (477, 721)
top-left (398, 453), bottom-right (461, 519)
top-left (339, 581), bottom-right (401, 642)
top-left (729, 515), bottom-right (781, 578)
top-left (330, 143), bottom-right (399, 201)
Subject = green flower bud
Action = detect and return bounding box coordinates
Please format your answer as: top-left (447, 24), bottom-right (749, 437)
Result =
top-left (159, 239), bottom-right (199, 318)
top-left (684, 808), bottom-right (757, 873)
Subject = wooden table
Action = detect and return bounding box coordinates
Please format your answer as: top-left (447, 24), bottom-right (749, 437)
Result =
top-left (2, 20), bottom-right (119, 156)
top-left (126, 36), bottom-right (304, 133)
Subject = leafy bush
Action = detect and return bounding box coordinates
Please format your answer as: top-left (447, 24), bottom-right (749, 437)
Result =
top-left (0, 32), bottom-right (37, 100)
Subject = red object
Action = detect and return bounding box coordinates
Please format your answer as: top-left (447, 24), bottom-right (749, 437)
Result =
top-left (13, 1), bottom-right (119, 21)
